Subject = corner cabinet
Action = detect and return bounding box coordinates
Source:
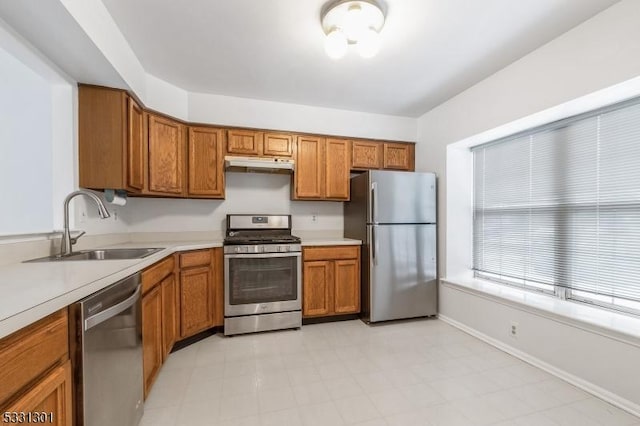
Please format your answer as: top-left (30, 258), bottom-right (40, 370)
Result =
top-left (78, 85), bottom-right (225, 199)
top-left (302, 246), bottom-right (361, 318)
top-left (179, 249), bottom-right (219, 339)
top-left (293, 137), bottom-right (350, 201)
top-left (79, 85), bottom-right (146, 193)
top-left (140, 248), bottom-right (223, 398)
top-left (141, 255), bottom-right (175, 398)
top-left (147, 114), bottom-right (186, 196)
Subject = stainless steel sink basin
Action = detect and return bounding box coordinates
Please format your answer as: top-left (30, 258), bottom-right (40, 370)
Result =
top-left (25, 248), bottom-right (164, 262)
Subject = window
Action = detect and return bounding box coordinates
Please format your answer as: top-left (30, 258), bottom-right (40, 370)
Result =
top-left (472, 97), bottom-right (640, 315)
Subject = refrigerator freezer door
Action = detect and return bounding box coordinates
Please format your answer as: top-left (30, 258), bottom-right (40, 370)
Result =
top-left (370, 171), bottom-right (436, 224)
top-left (368, 224), bottom-right (437, 322)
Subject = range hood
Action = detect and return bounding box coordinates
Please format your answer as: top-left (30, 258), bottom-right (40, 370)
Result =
top-left (224, 156), bottom-right (295, 174)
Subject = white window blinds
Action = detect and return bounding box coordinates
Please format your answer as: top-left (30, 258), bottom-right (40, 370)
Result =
top-left (473, 98), bottom-right (640, 313)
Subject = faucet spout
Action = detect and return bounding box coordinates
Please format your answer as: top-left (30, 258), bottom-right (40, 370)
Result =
top-left (60, 190), bottom-right (111, 256)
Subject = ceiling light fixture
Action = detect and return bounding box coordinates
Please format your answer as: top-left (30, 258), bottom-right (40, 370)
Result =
top-left (321, 0), bottom-right (385, 60)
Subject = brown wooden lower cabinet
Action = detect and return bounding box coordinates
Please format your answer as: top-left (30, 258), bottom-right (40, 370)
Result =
top-left (142, 285), bottom-right (163, 398)
top-left (180, 265), bottom-right (214, 338)
top-left (3, 361), bottom-right (73, 426)
top-left (302, 246), bottom-right (361, 318)
top-left (303, 260), bottom-right (332, 317)
top-left (161, 273), bottom-right (178, 360)
top-left (0, 309), bottom-right (71, 426)
top-left (140, 248), bottom-right (223, 396)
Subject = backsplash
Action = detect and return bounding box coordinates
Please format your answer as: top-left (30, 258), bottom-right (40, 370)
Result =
top-left (116, 173), bottom-right (343, 233)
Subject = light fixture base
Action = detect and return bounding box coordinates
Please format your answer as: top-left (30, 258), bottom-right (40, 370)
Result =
top-left (321, 0), bottom-right (385, 42)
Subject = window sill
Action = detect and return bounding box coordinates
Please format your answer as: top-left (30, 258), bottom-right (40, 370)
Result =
top-left (441, 276), bottom-right (640, 346)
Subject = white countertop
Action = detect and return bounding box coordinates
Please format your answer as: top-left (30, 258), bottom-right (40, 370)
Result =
top-left (0, 240), bottom-right (222, 339)
top-left (0, 235), bottom-right (361, 339)
top-left (300, 238), bottom-right (362, 246)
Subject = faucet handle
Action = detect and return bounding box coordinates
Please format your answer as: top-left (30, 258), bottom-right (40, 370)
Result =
top-left (70, 231), bottom-right (86, 245)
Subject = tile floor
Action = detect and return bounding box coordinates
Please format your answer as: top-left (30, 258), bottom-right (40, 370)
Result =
top-left (141, 319), bottom-right (639, 426)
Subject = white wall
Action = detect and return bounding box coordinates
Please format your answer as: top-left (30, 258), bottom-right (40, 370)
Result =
top-left (440, 284), bottom-right (640, 415)
top-left (189, 92), bottom-right (417, 142)
top-left (0, 45), bottom-right (53, 235)
top-left (123, 173), bottom-right (343, 234)
top-left (415, 0), bottom-right (640, 414)
top-left (416, 0), bottom-right (640, 276)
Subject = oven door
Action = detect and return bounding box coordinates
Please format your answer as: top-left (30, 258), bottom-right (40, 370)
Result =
top-left (225, 252), bottom-right (302, 317)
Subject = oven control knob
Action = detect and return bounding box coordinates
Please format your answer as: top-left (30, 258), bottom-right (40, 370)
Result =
top-left (234, 247), bottom-right (240, 253)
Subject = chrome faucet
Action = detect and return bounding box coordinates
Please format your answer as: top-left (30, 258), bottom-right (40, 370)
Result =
top-left (60, 190), bottom-right (111, 256)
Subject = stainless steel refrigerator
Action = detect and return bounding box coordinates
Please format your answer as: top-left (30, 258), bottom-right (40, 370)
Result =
top-left (344, 170), bottom-right (437, 323)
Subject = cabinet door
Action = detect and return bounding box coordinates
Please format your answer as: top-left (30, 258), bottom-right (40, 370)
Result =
top-left (3, 361), bottom-right (72, 426)
top-left (161, 274), bottom-right (178, 360)
top-left (352, 141), bottom-right (382, 169)
top-left (333, 259), bottom-right (360, 314)
top-left (294, 136), bottom-right (324, 199)
top-left (263, 132), bottom-right (293, 157)
top-left (127, 96), bottom-right (145, 191)
top-left (303, 261), bottom-right (332, 318)
top-left (188, 127), bottom-right (224, 198)
top-left (180, 266), bottom-right (214, 338)
top-left (383, 142), bottom-right (411, 171)
top-left (212, 248), bottom-right (224, 327)
top-left (142, 286), bottom-right (163, 398)
top-left (148, 114), bottom-right (185, 194)
top-left (226, 129), bottom-right (263, 156)
top-left (325, 138), bottom-right (350, 200)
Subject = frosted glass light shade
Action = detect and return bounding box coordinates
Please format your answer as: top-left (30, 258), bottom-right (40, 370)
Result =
top-left (324, 28), bottom-right (348, 59)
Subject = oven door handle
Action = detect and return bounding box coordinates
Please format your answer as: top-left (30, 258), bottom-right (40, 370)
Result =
top-left (224, 252), bottom-right (302, 259)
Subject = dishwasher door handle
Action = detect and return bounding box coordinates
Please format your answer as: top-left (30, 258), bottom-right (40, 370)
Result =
top-left (84, 285), bottom-right (141, 331)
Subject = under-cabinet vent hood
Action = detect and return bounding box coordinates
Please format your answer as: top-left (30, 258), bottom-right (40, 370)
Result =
top-left (224, 156), bottom-right (295, 174)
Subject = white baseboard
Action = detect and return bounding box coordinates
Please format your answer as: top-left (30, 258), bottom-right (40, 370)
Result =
top-left (439, 314), bottom-right (640, 418)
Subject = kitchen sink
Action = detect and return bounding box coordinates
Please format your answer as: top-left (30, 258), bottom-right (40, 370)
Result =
top-left (25, 248), bottom-right (165, 262)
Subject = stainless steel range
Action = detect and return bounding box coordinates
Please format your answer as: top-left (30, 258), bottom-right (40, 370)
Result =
top-left (224, 214), bottom-right (302, 336)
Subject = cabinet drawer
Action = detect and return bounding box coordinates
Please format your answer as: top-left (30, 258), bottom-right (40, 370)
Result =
top-left (303, 246), bottom-right (360, 261)
top-left (180, 250), bottom-right (212, 268)
top-left (0, 309), bottom-right (68, 405)
top-left (142, 255), bottom-right (175, 294)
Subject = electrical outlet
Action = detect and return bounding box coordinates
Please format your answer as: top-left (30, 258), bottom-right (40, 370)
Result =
top-left (112, 209), bottom-right (118, 221)
top-left (79, 210), bottom-right (87, 224)
top-left (311, 213), bottom-right (318, 222)
top-left (510, 321), bottom-right (519, 339)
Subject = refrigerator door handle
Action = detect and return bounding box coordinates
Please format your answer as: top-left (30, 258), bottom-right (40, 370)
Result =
top-left (371, 226), bottom-right (378, 265)
top-left (371, 182), bottom-right (378, 224)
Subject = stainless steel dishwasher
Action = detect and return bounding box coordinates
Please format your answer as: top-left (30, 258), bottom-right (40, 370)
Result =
top-left (72, 272), bottom-right (143, 426)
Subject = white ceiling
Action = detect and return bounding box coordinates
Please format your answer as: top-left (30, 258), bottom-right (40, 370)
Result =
top-left (101, 0), bottom-right (619, 117)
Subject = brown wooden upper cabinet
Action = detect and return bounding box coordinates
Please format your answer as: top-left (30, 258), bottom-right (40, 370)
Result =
top-left (351, 140), bottom-right (415, 171)
top-left (383, 142), bottom-right (414, 171)
top-left (79, 85), bottom-right (146, 192)
top-left (147, 114), bottom-right (186, 195)
top-left (294, 136), bottom-right (324, 199)
top-left (226, 130), bottom-right (294, 158)
top-left (325, 138), bottom-right (350, 199)
top-left (263, 132), bottom-right (294, 157)
top-left (188, 127), bottom-right (225, 198)
top-left (226, 129), bottom-right (263, 156)
top-left (351, 140), bottom-right (383, 170)
top-left (293, 136), bottom-right (350, 201)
